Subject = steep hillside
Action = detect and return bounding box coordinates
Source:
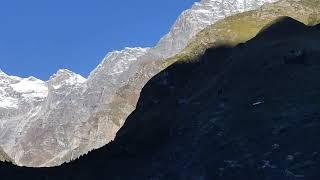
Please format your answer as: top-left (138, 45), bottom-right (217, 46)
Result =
top-left (1, 17), bottom-right (320, 180)
top-left (0, 0), bottom-right (276, 167)
top-left (165, 0), bottom-right (320, 66)
top-left (104, 2), bottom-right (320, 167)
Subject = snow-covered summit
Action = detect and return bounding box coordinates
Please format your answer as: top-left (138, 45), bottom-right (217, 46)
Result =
top-left (49, 69), bottom-right (86, 90)
top-left (0, 71), bottom-right (47, 108)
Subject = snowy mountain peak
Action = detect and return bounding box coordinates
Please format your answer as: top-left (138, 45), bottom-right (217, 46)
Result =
top-left (48, 69), bottom-right (86, 90)
top-left (9, 78), bottom-right (47, 98)
top-left (51, 69), bottom-right (86, 84)
top-left (26, 76), bottom-right (39, 81)
top-left (0, 70), bottom-right (47, 101)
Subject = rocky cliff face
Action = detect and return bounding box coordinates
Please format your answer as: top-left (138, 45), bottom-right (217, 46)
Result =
top-left (0, 0), bottom-right (279, 167)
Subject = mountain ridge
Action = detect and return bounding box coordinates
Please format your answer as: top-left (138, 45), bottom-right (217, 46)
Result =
top-left (0, 0), bottom-right (278, 167)
top-left (165, 0), bottom-right (320, 66)
top-left (1, 16), bottom-right (320, 180)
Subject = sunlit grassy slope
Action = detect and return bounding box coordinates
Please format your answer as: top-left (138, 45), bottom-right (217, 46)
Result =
top-left (164, 0), bottom-right (320, 67)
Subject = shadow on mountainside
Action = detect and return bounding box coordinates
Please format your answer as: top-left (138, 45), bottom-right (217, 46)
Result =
top-left (1, 17), bottom-right (320, 180)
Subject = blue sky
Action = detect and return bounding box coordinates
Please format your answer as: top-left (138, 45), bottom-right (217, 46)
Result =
top-left (0, 0), bottom-right (197, 80)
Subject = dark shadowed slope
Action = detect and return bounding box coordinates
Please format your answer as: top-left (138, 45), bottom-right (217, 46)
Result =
top-left (1, 17), bottom-right (320, 180)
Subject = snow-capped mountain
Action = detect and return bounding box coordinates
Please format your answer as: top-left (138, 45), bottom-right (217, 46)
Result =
top-left (0, 0), bottom-right (278, 167)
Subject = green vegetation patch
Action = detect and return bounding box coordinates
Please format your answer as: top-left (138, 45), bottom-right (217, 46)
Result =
top-left (164, 0), bottom-right (320, 67)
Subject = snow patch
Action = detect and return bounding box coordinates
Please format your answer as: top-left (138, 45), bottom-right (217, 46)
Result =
top-left (10, 78), bottom-right (48, 98)
top-left (0, 96), bottom-right (18, 108)
top-left (50, 69), bottom-right (86, 89)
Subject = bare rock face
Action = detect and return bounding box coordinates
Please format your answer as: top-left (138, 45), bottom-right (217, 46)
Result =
top-left (0, 0), bottom-right (278, 167)
top-left (0, 146), bottom-right (12, 163)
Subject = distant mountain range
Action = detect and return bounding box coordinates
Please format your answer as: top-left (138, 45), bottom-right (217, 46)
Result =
top-left (0, 0), bottom-right (279, 167)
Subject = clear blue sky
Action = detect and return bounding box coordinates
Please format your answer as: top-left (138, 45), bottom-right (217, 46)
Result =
top-left (0, 0), bottom-right (197, 80)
